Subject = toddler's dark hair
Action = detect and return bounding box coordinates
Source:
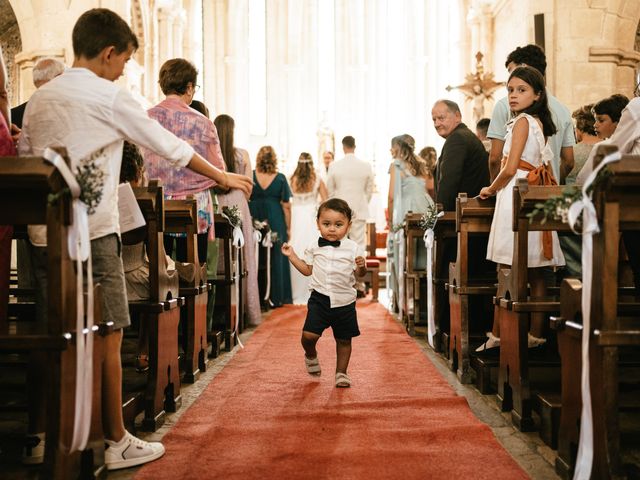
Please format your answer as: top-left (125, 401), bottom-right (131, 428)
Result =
top-left (317, 198), bottom-right (353, 222)
top-left (120, 141), bottom-right (145, 184)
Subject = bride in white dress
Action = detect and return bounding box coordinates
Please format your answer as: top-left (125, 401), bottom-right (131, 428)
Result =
top-left (289, 152), bottom-right (328, 304)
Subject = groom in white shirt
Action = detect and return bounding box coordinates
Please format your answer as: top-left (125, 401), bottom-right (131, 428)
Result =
top-left (326, 135), bottom-right (374, 293)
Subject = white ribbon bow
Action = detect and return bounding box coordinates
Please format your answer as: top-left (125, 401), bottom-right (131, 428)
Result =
top-left (423, 211), bottom-right (444, 349)
top-left (568, 151), bottom-right (621, 480)
top-left (42, 147), bottom-right (94, 453)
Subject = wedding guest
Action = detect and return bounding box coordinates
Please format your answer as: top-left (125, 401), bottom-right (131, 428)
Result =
top-left (142, 58), bottom-right (225, 264)
top-left (214, 114), bottom-right (262, 325)
top-left (475, 117), bottom-right (491, 152)
top-left (418, 146), bottom-right (437, 199)
top-left (289, 152), bottom-right (328, 304)
top-left (249, 146), bottom-right (293, 306)
top-left (559, 104), bottom-right (600, 278)
top-left (387, 135), bottom-right (434, 311)
top-left (326, 136), bottom-right (374, 295)
top-left (592, 94), bottom-right (629, 140)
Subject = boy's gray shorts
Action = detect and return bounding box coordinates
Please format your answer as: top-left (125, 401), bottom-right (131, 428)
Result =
top-left (31, 233), bottom-right (131, 330)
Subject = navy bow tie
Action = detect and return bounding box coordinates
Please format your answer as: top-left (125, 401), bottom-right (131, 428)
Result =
top-left (318, 237), bottom-right (340, 248)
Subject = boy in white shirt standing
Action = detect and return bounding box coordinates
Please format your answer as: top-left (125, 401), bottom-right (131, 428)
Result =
top-left (282, 198), bottom-right (367, 388)
top-left (19, 8), bottom-right (252, 470)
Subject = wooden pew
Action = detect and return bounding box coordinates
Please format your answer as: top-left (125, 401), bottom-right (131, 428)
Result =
top-left (211, 214), bottom-right (242, 351)
top-left (124, 181), bottom-right (182, 431)
top-left (432, 208), bottom-right (457, 353)
top-left (0, 155), bottom-right (105, 478)
top-left (495, 179), bottom-right (577, 431)
top-left (403, 212), bottom-right (428, 336)
top-left (448, 194), bottom-right (496, 383)
top-left (164, 198), bottom-right (210, 383)
top-left (551, 151), bottom-right (640, 479)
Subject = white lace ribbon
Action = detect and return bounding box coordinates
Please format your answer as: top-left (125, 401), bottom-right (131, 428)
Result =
top-left (43, 147), bottom-right (93, 453)
top-left (423, 212), bottom-right (443, 349)
top-left (253, 229), bottom-right (262, 271)
top-left (221, 211), bottom-right (245, 348)
top-left (567, 150), bottom-right (621, 480)
top-left (396, 229), bottom-right (405, 316)
top-left (261, 232), bottom-right (273, 302)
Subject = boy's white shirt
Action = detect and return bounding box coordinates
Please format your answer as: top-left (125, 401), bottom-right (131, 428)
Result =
top-left (303, 237), bottom-right (365, 308)
top-left (19, 67), bottom-right (195, 246)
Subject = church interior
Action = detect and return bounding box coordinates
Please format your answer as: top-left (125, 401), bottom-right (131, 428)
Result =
top-left (1, 0), bottom-right (640, 479)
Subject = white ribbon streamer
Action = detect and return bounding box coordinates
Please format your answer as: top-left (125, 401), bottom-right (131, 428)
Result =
top-left (423, 211), bottom-right (443, 349)
top-left (396, 229), bottom-right (405, 317)
top-left (43, 147), bottom-right (93, 453)
top-left (261, 232), bottom-right (273, 302)
top-left (568, 150), bottom-right (621, 480)
top-left (253, 229), bottom-right (262, 271)
top-left (232, 249), bottom-right (244, 349)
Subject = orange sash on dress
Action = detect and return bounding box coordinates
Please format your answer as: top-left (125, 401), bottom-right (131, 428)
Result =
top-left (518, 159), bottom-right (557, 260)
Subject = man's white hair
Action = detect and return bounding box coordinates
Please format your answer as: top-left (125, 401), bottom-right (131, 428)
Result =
top-left (32, 57), bottom-right (65, 87)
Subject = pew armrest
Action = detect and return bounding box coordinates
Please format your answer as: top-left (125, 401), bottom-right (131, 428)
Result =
top-left (594, 329), bottom-right (640, 346)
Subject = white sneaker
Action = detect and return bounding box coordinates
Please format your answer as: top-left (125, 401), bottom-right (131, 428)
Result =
top-left (105, 431), bottom-right (165, 470)
top-left (22, 432), bottom-right (45, 465)
top-left (528, 333), bottom-right (547, 348)
top-left (475, 332), bottom-right (500, 352)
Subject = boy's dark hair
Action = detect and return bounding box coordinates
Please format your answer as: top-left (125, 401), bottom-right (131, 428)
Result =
top-left (190, 100), bottom-right (210, 118)
top-left (476, 117), bottom-right (490, 134)
top-left (592, 94), bottom-right (630, 123)
top-left (572, 104), bottom-right (597, 136)
top-left (505, 44), bottom-right (547, 77)
top-left (159, 58), bottom-right (198, 96)
top-left (120, 141), bottom-right (145, 184)
top-left (508, 66), bottom-right (557, 139)
top-left (342, 136), bottom-right (356, 149)
top-left (317, 198), bottom-right (353, 222)
top-left (72, 8), bottom-right (138, 59)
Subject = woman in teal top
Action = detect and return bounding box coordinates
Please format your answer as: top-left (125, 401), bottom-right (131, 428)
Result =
top-left (249, 146), bottom-right (293, 306)
top-left (387, 134), bottom-right (434, 312)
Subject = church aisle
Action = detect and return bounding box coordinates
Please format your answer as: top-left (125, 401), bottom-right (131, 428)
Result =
top-left (133, 301), bottom-right (529, 480)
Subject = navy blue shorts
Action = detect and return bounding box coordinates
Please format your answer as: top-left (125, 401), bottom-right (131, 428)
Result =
top-left (303, 290), bottom-right (360, 340)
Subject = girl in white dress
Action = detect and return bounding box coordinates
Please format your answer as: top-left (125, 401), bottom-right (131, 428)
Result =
top-left (477, 66), bottom-right (565, 351)
top-left (289, 153), bottom-right (328, 304)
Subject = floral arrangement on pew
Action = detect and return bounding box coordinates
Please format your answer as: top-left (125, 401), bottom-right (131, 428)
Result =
top-left (418, 203), bottom-right (443, 232)
top-left (221, 205), bottom-right (242, 229)
top-left (418, 202), bottom-right (444, 348)
top-left (222, 205), bottom-right (244, 251)
top-left (48, 148), bottom-right (105, 214)
top-left (526, 168), bottom-right (612, 231)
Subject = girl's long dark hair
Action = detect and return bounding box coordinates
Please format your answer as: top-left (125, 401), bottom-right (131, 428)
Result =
top-left (509, 66), bottom-right (557, 139)
top-left (214, 114), bottom-right (237, 174)
top-left (290, 152), bottom-right (316, 192)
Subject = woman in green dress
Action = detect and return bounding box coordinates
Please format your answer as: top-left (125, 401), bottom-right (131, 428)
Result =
top-left (249, 146), bottom-right (293, 306)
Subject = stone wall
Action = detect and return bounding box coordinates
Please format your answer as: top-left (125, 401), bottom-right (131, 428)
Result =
top-left (486, 0), bottom-right (640, 112)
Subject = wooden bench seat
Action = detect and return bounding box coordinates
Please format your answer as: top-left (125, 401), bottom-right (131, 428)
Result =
top-left (0, 155), bottom-right (107, 478)
top-left (448, 194), bottom-right (496, 383)
top-left (431, 209), bottom-right (457, 353)
top-left (122, 182), bottom-right (182, 432)
top-left (211, 214), bottom-right (243, 351)
top-left (493, 180), bottom-right (578, 431)
top-left (550, 150), bottom-right (640, 478)
top-left (165, 198), bottom-right (210, 383)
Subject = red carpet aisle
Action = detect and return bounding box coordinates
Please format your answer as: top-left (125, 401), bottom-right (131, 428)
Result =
top-left (135, 302), bottom-right (528, 480)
